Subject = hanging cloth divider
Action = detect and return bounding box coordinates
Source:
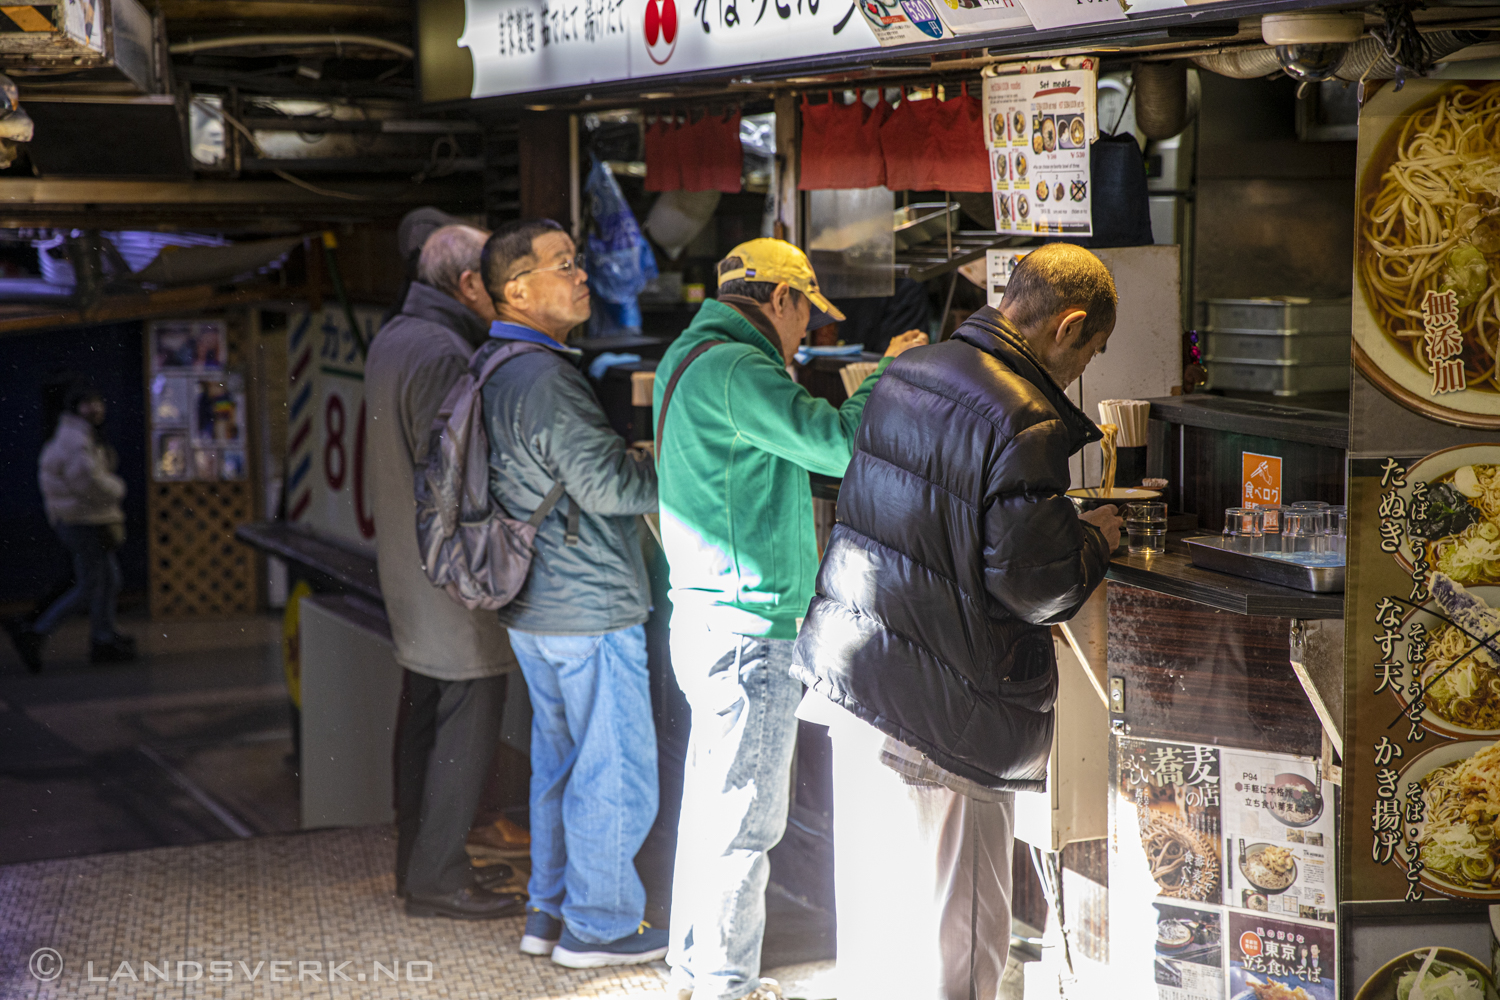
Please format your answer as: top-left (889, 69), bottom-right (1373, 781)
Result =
top-left (880, 82), bottom-right (990, 193)
top-left (644, 114), bottom-right (683, 193)
top-left (798, 91), bottom-right (891, 191)
top-left (643, 107), bottom-right (743, 194)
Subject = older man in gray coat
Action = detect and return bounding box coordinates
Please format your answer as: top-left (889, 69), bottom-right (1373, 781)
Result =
top-left (365, 224), bottom-right (527, 920)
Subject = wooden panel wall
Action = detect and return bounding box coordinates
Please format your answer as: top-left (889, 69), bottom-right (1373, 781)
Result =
top-left (1108, 583), bottom-right (1322, 758)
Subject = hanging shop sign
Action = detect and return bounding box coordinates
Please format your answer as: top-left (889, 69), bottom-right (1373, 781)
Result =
top-left (283, 306), bottom-right (384, 553)
top-left (148, 319), bottom-right (248, 484)
top-left (983, 62), bottom-right (1096, 237)
top-left (931, 0), bottom-right (1030, 36)
top-left (1109, 736), bottom-right (1338, 1000)
top-left (426, 0), bottom-right (879, 100)
top-left (1342, 76), bottom-right (1500, 998)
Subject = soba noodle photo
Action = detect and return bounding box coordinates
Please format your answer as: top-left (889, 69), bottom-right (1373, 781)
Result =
top-left (1415, 741), bottom-right (1500, 891)
top-left (1361, 83), bottom-right (1500, 393)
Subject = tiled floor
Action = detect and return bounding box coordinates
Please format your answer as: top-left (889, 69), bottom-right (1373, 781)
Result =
top-left (0, 825), bottom-right (673, 1000)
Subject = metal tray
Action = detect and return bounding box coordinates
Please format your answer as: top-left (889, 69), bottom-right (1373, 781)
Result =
top-left (1184, 535), bottom-right (1344, 593)
top-left (1204, 298), bottom-right (1352, 334)
top-left (1204, 358), bottom-right (1349, 395)
top-left (1203, 330), bottom-right (1351, 365)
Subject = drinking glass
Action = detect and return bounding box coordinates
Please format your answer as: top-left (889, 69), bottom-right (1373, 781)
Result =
top-left (1223, 507), bottom-right (1265, 554)
top-left (1124, 502), bottom-right (1168, 556)
top-left (1257, 504), bottom-right (1289, 553)
top-left (1327, 506), bottom-right (1348, 556)
top-left (1282, 511), bottom-right (1328, 554)
top-left (1290, 501), bottom-right (1330, 538)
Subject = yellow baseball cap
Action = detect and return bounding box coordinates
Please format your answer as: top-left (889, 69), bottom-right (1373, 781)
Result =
top-left (717, 238), bottom-right (847, 328)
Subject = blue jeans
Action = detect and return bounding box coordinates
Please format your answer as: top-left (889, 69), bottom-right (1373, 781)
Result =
top-left (33, 523), bottom-right (121, 643)
top-left (666, 622), bottom-right (801, 1000)
top-left (507, 624), bottom-right (658, 944)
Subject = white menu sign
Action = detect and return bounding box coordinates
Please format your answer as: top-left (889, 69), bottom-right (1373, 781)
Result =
top-left (458, 0), bottom-right (877, 97)
top-left (983, 65), bottom-right (1096, 237)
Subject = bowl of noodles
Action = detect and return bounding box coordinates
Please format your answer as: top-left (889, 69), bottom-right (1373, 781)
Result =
top-left (1393, 580), bottom-right (1500, 738)
top-left (1391, 445), bottom-right (1500, 587)
top-left (1353, 80), bottom-right (1500, 428)
top-left (1398, 739), bottom-right (1500, 898)
top-left (1354, 947), bottom-right (1499, 1000)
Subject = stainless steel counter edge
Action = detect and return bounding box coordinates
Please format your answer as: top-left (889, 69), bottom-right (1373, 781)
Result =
top-left (1107, 548), bottom-right (1345, 619)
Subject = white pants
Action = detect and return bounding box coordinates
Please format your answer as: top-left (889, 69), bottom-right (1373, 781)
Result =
top-left (830, 721), bottom-right (1015, 1000)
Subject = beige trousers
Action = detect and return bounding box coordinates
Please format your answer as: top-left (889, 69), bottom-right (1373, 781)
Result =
top-left (830, 722), bottom-right (1015, 1000)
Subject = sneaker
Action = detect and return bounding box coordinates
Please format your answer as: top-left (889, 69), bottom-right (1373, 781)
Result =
top-left (520, 908), bottom-right (563, 956)
top-left (550, 921), bottom-right (669, 968)
top-left (3, 619), bottom-right (43, 673)
top-left (676, 977), bottom-right (782, 1000)
top-left (90, 634), bottom-right (137, 664)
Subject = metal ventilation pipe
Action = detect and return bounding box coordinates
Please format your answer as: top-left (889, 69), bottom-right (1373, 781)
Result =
top-left (1193, 30), bottom-right (1488, 82)
top-left (1191, 48), bottom-right (1284, 80)
top-left (1133, 61), bottom-right (1198, 140)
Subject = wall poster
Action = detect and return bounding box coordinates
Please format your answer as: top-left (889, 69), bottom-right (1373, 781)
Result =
top-left (982, 60), bottom-right (1096, 238)
top-left (1109, 736), bottom-right (1337, 999)
top-left (1343, 75), bottom-right (1500, 999)
top-left (148, 319), bottom-right (246, 483)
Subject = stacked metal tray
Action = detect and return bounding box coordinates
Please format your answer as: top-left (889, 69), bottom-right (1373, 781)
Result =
top-left (1184, 535), bottom-right (1345, 593)
top-left (1202, 298), bottom-right (1352, 397)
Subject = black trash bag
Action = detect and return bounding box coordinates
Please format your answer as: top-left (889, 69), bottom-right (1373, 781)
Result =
top-left (1046, 131), bottom-right (1154, 249)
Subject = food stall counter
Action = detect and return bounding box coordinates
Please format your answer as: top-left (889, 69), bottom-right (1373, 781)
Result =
top-left (1108, 534), bottom-right (1344, 620)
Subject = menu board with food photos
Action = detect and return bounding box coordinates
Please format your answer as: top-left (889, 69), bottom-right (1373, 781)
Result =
top-left (1110, 736), bottom-right (1338, 1000)
top-left (1341, 73), bottom-right (1500, 1000)
top-left (982, 61), bottom-right (1095, 237)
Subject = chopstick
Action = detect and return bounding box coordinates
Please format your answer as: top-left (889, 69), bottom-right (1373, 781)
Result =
top-left (1098, 399), bottom-right (1150, 448)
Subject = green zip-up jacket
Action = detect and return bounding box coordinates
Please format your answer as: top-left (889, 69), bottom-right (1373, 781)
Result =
top-left (653, 297), bottom-right (891, 639)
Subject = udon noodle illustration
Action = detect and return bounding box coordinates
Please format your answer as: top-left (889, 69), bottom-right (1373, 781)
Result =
top-left (1361, 83), bottom-right (1500, 392)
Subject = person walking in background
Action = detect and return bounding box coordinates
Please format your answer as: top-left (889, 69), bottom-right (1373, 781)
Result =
top-left (651, 239), bottom-right (926, 1000)
top-left (476, 219), bottom-right (662, 968)
top-left (366, 223), bottom-right (528, 921)
top-left (794, 244), bottom-right (1123, 1000)
top-left (6, 385), bottom-right (135, 671)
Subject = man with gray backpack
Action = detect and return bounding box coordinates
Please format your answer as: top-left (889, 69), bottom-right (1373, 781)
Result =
top-left (467, 219), bottom-right (661, 968)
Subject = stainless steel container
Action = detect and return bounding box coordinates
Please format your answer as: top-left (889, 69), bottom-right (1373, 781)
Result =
top-left (1203, 297), bottom-right (1351, 396)
top-left (1203, 359), bottom-right (1349, 396)
top-left (1203, 330), bottom-right (1351, 365)
top-left (1204, 298), bottom-right (1352, 333)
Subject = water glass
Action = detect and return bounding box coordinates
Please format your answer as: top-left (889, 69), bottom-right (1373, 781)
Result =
top-left (1257, 504), bottom-right (1289, 553)
top-left (1223, 507), bottom-right (1265, 554)
top-left (1124, 502), bottom-right (1168, 556)
top-left (1290, 501), bottom-right (1330, 537)
top-left (1282, 511), bottom-right (1328, 554)
top-left (1327, 505), bottom-right (1348, 556)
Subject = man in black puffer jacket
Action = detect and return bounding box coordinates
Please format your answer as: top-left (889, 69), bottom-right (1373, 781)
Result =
top-left (792, 243), bottom-right (1122, 1000)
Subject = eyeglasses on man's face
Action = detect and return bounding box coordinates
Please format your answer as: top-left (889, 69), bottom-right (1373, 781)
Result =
top-left (508, 253), bottom-right (587, 282)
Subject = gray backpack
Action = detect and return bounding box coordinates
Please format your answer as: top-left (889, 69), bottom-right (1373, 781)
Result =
top-left (415, 341), bottom-right (569, 611)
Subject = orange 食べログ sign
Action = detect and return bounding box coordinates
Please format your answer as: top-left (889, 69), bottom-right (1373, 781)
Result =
top-left (1242, 452), bottom-right (1282, 506)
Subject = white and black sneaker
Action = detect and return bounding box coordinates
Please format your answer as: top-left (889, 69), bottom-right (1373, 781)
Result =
top-left (551, 921), bottom-right (669, 968)
top-left (521, 908), bottom-right (563, 956)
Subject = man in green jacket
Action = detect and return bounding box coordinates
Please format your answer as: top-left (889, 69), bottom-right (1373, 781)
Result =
top-left (654, 239), bottom-right (926, 1000)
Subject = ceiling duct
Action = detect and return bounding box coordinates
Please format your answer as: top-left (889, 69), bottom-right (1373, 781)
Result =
top-left (0, 0), bottom-right (162, 94)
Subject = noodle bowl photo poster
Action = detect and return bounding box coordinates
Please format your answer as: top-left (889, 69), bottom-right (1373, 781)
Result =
top-left (1353, 80), bottom-right (1500, 428)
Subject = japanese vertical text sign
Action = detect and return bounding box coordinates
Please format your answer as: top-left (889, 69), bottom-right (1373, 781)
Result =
top-left (983, 63), bottom-right (1095, 238)
top-left (1242, 452), bottom-right (1283, 507)
top-left (1340, 79), bottom-right (1500, 998)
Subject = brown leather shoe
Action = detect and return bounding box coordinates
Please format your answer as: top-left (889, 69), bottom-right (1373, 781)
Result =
top-left (465, 816), bottom-right (531, 860)
top-left (404, 885), bottom-right (527, 920)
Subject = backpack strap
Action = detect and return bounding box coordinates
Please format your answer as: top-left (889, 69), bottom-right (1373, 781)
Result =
top-left (655, 340), bottom-right (725, 460)
top-left (480, 340), bottom-right (577, 543)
